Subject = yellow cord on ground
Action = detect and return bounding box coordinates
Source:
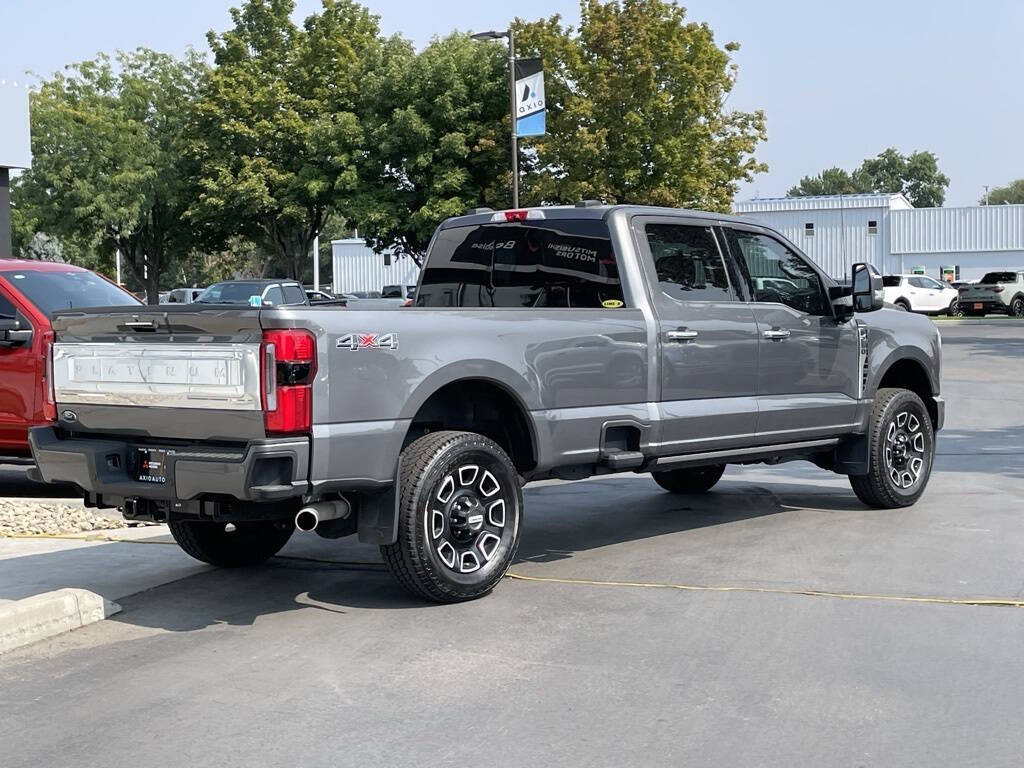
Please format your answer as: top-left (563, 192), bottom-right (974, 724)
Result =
top-left (7, 533), bottom-right (1023, 607)
top-left (505, 572), bottom-right (1024, 608)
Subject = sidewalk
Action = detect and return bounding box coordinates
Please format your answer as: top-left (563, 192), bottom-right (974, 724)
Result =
top-left (0, 526), bottom-right (209, 605)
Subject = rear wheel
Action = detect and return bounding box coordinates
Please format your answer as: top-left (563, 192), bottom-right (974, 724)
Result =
top-left (894, 299), bottom-right (911, 312)
top-left (651, 464), bottom-right (726, 494)
top-left (381, 431), bottom-right (523, 603)
top-left (1011, 296), bottom-right (1024, 318)
top-left (948, 298), bottom-right (963, 317)
top-left (849, 388), bottom-right (934, 508)
top-left (168, 519), bottom-right (293, 567)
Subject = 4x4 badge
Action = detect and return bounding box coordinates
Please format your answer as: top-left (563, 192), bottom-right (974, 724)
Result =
top-left (337, 333), bottom-right (399, 351)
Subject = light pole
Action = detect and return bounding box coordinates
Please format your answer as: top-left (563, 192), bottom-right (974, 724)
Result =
top-left (471, 28), bottom-right (518, 208)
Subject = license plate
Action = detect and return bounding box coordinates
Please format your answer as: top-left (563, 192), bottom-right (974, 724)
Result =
top-left (974, 303), bottom-right (983, 310)
top-left (134, 448), bottom-right (168, 485)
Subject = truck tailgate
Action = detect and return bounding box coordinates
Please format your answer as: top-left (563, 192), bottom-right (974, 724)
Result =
top-left (49, 306), bottom-right (267, 441)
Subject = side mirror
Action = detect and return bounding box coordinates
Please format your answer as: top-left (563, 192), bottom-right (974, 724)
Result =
top-left (0, 317), bottom-right (33, 348)
top-left (852, 263), bottom-right (884, 313)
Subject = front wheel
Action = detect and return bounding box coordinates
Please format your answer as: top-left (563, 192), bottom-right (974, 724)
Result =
top-left (652, 464), bottom-right (726, 494)
top-left (381, 431), bottom-right (523, 603)
top-left (168, 519), bottom-right (293, 567)
top-left (849, 388), bottom-right (935, 508)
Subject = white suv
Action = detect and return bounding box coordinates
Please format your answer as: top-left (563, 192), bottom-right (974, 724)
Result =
top-left (881, 275), bottom-right (960, 315)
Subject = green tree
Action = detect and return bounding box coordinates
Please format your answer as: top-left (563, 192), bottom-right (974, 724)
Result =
top-left (13, 49), bottom-right (204, 302)
top-left (790, 148), bottom-right (950, 208)
top-left (982, 179), bottom-right (1024, 205)
top-left (787, 167), bottom-right (873, 197)
top-left (354, 34), bottom-right (510, 265)
top-left (190, 0), bottom-right (383, 280)
top-left (859, 148), bottom-right (948, 208)
top-left (514, 0), bottom-right (767, 211)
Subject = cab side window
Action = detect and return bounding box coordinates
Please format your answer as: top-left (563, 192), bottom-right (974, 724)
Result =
top-left (646, 224), bottom-right (733, 302)
top-left (282, 284), bottom-right (306, 305)
top-left (0, 290), bottom-right (16, 319)
top-left (725, 229), bottom-right (828, 316)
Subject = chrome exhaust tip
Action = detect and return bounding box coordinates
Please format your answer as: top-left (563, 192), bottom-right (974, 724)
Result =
top-left (294, 500), bottom-right (350, 532)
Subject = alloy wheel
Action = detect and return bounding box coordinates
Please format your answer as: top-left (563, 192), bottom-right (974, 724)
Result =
top-left (426, 463), bottom-right (513, 574)
top-left (883, 410), bottom-right (926, 490)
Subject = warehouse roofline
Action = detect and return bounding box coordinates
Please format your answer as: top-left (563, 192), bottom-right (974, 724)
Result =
top-left (733, 193), bottom-right (912, 213)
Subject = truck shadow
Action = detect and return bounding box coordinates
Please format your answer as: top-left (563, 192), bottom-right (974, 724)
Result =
top-left (87, 471), bottom-right (867, 631)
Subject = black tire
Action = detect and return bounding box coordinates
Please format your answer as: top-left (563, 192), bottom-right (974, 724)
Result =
top-left (894, 299), bottom-right (911, 312)
top-left (947, 298), bottom-right (963, 318)
top-left (168, 519), bottom-right (293, 567)
top-left (381, 431), bottom-right (523, 603)
top-left (651, 464), bottom-right (726, 494)
top-left (849, 388), bottom-right (934, 509)
top-left (1011, 296), bottom-right (1024, 318)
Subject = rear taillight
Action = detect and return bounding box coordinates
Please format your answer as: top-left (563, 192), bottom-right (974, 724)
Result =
top-left (993, 285), bottom-right (1005, 293)
top-left (261, 329), bottom-right (316, 434)
top-left (42, 331), bottom-right (56, 422)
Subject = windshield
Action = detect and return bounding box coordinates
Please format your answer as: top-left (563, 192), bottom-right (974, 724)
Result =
top-left (980, 272), bottom-right (1017, 284)
top-left (882, 276), bottom-right (902, 287)
top-left (196, 282), bottom-right (267, 304)
top-left (0, 269), bottom-right (141, 315)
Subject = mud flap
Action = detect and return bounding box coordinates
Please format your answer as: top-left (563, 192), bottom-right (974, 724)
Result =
top-left (832, 434), bottom-right (870, 476)
top-left (356, 455), bottom-right (401, 545)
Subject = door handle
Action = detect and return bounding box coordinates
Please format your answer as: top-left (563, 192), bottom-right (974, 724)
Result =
top-left (665, 329), bottom-right (699, 342)
top-left (762, 328), bottom-right (791, 341)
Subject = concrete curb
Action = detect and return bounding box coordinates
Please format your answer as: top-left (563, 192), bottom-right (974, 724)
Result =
top-left (0, 589), bottom-right (121, 655)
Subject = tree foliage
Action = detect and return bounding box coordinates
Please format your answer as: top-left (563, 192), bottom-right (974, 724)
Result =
top-left (189, 0), bottom-right (383, 280)
top-left (13, 49), bottom-right (203, 302)
top-left (789, 148), bottom-right (949, 207)
top-left (514, 0), bottom-right (767, 211)
top-left (982, 179), bottom-right (1024, 205)
top-left (354, 34), bottom-right (511, 265)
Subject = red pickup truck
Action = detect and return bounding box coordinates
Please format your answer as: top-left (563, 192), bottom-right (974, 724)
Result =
top-left (0, 259), bottom-right (141, 462)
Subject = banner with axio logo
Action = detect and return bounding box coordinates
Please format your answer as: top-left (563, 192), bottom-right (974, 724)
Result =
top-left (514, 58), bottom-right (545, 137)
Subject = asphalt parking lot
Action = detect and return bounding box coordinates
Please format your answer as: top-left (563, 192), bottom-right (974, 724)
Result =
top-left (2, 319), bottom-right (1023, 767)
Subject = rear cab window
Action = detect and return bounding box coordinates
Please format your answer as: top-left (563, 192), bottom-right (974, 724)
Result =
top-left (980, 272), bottom-right (1018, 284)
top-left (416, 218), bottom-right (625, 309)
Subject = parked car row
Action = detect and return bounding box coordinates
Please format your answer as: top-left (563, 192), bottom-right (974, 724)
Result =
top-left (881, 275), bottom-right (960, 316)
top-left (160, 282), bottom-right (417, 308)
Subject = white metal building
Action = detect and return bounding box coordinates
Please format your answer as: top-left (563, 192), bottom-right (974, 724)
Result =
top-left (330, 238), bottom-right (420, 295)
top-left (733, 194), bottom-right (1024, 282)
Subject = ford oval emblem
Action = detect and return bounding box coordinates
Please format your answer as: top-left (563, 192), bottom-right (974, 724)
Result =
top-left (62, 410), bottom-right (78, 423)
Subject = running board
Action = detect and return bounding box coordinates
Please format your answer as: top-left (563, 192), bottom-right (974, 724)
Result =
top-left (650, 438), bottom-right (842, 470)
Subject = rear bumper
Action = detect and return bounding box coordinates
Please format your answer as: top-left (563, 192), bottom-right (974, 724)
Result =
top-left (959, 299), bottom-right (1007, 313)
top-left (28, 427), bottom-right (309, 503)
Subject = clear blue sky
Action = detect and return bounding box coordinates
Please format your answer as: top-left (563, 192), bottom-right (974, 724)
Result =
top-left (2, 0), bottom-right (1021, 206)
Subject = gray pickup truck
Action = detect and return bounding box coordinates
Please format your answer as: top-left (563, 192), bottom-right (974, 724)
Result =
top-left (29, 204), bottom-right (943, 602)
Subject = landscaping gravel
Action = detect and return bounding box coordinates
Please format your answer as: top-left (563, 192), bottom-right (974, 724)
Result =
top-left (0, 499), bottom-right (126, 537)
